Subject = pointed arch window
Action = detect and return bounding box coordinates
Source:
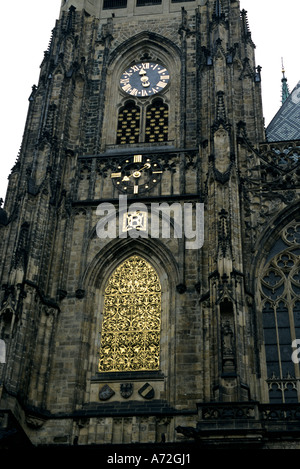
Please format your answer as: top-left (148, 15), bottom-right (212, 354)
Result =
top-left (116, 101), bottom-right (141, 145)
top-left (260, 221), bottom-right (300, 403)
top-left (98, 255), bottom-right (161, 372)
top-left (145, 99), bottom-right (169, 143)
top-left (116, 98), bottom-right (168, 145)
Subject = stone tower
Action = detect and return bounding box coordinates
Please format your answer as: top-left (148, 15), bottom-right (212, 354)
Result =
top-left (1, 0), bottom-right (300, 450)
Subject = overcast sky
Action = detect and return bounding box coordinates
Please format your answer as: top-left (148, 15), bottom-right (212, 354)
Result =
top-left (0, 0), bottom-right (299, 200)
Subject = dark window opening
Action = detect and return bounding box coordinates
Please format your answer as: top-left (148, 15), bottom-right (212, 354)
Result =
top-left (117, 101), bottom-right (141, 145)
top-left (136, 0), bottom-right (162, 6)
top-left (145, 99), bottom-right (168, 143)
top-left (103, 0), bottom-right (127, 9)
top-left (116, 98), bottom-right (168, 145)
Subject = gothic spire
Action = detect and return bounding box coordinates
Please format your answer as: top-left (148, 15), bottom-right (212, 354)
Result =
top-left (215, 0), bottom-right (222, 17)
top-left (213, 0), bottom-right (225, 22)
top-left (240, 9), bottom-right (251, 41)
top-left (281, 58), bottom-right (290, 105)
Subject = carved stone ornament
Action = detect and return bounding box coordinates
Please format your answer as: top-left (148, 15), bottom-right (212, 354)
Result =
top-left (25, 415), bottom-right (46, 429)
top-left (138, 383), bottom-right (155, 400)
top-left (75, 289), bottom-right (85, 299)
top-left (120, 383), bottom-right (133, 399)
top-left (99, 384), bottom-right (115, 401)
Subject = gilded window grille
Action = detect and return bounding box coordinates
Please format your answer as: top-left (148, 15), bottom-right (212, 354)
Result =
top-left (259, 220), bottom-right (300, 403)
top-left (145, 100), bottom-right (168, 143)
top-left (99, 256), bottom-right (161, 372)
top-left (116, 101), bottom-right (140, 145)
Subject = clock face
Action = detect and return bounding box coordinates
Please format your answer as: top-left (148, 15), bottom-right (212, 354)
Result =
top-left (111, 154), bottom-right (163, 194)
top-left (120, 62), bottom-right (170, 98)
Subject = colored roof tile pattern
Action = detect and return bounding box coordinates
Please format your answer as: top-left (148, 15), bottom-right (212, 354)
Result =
top-left (266, 81), bottom-right (300, 142)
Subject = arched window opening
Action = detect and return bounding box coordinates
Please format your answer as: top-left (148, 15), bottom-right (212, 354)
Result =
top-left (116, 101), bottom-right (141, 145)
top-left (260, 221), bottom-right (300, 402)
top-left (0, 309), bottom-right (13, 341)
top-left (98, 255), bottom-right (161, 372)
top-left (145, 99), bottom-right (169, 143)
top-left (116, 98), bottom-right (169, 145)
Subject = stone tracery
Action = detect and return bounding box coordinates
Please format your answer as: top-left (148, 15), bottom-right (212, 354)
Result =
top-left (260, 220), bottom-right (300, 402)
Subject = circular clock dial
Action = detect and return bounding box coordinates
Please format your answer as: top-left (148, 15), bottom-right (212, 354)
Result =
top-left (111, 154), bottom-right (163, 194)
top-left (120, 62), bottom-right (170, 98)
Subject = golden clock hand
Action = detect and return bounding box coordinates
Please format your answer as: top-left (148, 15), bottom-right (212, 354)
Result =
top-left (112, 160), bottom-right (152, 183)
top-left (124, 163), bottom-right (151, 180)
top-left (132, 163), bottom-right (151, 179)
top-left (140, 162), bottom-right (151, 171)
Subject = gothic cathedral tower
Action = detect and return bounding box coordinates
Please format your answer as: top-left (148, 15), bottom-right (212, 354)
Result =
top-left (1, 0), bottom-right (300, 449)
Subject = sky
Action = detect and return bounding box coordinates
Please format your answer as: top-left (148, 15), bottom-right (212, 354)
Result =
top-left (0, 0), bottom-right (299, 201)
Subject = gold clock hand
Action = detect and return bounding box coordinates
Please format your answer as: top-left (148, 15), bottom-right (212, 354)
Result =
top-left (139, 162), bottom-right (151, 172)
top-left (112, 161), bottom-right (152, 183)
top-left (126, 163), bottom-right (151, 180)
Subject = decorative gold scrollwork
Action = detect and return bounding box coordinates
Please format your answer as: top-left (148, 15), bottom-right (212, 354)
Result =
top-left (99, 256), bottom-right (161, 372)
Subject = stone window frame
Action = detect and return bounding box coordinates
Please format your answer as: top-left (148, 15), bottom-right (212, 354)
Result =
top-left (257, 218), bottom-right (300, 403)
top-left (101, 32), bottom-right (181, 151)
top-left (83, 237), bottom-right (180, 385)
top-left (116, 97), bottom-right (169, 145)
top-left (95, 248), bottom-right (172, 379)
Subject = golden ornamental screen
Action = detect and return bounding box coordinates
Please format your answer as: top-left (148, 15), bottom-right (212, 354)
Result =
top-left (99, 256), bottom-right (161, 372)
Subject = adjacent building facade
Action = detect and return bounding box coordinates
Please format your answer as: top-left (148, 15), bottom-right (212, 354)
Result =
top-left (0, 0), bottom-right (300, 449)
